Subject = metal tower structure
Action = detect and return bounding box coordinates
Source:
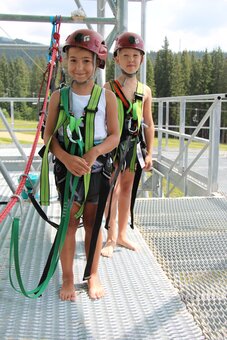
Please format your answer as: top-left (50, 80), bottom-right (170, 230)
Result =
top-left (0, 0), bottom-right (152, 83)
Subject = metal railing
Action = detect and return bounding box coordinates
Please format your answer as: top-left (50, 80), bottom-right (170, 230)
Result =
top-left (1, 93), bottom-right (227, 198)
top-left (148, 93), bottom-right (227, 197)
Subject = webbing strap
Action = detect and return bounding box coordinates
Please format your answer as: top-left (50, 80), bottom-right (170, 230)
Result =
top-left (83, 172), bottom-right (110, 280)
top-left (75, 84), bottom-right (102, 219)
top-left (40, 109), bottom-right (67, 205)
top-left (9, 169), bottom-right (79, 298)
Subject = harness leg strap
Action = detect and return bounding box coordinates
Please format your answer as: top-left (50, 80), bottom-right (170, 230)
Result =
top-left (83, 173), bottom-right (110, 280)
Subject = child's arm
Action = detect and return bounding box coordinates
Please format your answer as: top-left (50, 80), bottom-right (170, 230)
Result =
top-left (44, 90), bottom-right (91, 177)
top-left (143, 85), bottom-right (155, 171)
top-left (82, 89), bottom-right (120, 167)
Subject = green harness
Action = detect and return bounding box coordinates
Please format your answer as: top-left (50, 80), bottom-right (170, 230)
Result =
top-left (109, 80), bottom-right (144, 171)
top-left (10, 84), bottom-right (103, 298)
top-left (40, 83), bottom-right (102, 213)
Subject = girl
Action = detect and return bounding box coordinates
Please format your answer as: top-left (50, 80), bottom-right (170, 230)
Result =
top-left (44, 29), bottom-right (119, 301)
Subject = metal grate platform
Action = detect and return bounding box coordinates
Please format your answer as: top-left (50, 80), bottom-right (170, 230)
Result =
top-left (0, 173), bottom-right (205, 340)
top-left (134, 197), bottom-right (227, 340)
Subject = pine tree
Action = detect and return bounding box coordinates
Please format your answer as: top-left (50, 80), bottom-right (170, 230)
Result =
top-left (170, 54), bottom-right (184, 97)
top-left (146, 56), bottom-right (156, 97)
top-left (211, 47), bottom-right (224, 93)
top-left (200, 49), bottom-right (213, 94)
top-left (154, 37), bottom-right (173, 97)
top-left (105, 56), bottom-right (115, 82)
top-left (189, 53), bottom-right (202, 95)
top-left (180, 50), bottom-right (191, 95)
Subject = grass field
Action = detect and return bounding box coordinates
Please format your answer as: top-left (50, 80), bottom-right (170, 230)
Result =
top-left (1, 118), bottom-right (227, 150)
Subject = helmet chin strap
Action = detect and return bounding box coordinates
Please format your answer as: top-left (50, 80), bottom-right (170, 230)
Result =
top-left (121, 68), bottom-right (137, 78)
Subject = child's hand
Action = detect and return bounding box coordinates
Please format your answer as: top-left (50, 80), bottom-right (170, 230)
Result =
top-left (82, 148), bottom-right (99, 168)
top-left (64, 154), bottom-right (91, 176)
top-left (143, 154), bottom-right (153, 171)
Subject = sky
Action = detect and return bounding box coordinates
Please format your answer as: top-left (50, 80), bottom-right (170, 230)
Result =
top-left (0, 0), bottom-right (227, 52)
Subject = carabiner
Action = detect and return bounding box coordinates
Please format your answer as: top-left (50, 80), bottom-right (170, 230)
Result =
top-left (66, 124), bottom-right (83, 144)
top-left (128, 118), bottom-right (138, 135)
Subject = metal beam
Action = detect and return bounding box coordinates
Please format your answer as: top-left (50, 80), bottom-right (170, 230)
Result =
top-left (0, 14), bottom-right (116, 25)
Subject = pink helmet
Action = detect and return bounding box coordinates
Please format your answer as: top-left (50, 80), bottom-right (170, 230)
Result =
top-left (63, 29), bottom-right (107, 69)
top-left (114, 32), bottom-right (145, 56)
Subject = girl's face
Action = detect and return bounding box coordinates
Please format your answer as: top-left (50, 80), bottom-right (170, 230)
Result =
top-left (67, 47), bottom-right (95, 83)
top-left (115, 48), bottom-right (143, 75)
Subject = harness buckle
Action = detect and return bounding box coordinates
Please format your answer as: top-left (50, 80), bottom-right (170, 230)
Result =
top-left (134, 92), bottom-right (144, 101)
top-left (102, 156), bottom-right (113, 180)
top-left (84, 106), bottom-right (98, 114)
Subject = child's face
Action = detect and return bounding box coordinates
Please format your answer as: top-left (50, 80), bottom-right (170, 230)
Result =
top-left (67, 47), bottom-right (95, 83)
top-left (115, 48), bottom-right (143, 75)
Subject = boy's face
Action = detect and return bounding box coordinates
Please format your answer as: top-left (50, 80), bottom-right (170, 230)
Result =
top-left (115, 48), bottom-right (143, 75)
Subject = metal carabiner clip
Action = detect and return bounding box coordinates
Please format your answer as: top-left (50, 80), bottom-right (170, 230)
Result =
top-left (66, 124), bottom-right (83, 144)
top-left (10, 194), bottom-right (23, 219)
top-left (128, 118), bottom-right (138, 135)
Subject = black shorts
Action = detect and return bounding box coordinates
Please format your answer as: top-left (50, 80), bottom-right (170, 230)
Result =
top-left (54, 158), bottom-right (102, 207)
top-left (117, 139), bottom-right (138, 171)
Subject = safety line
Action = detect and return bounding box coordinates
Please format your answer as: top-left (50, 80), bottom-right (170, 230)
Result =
top-left (0, 17), bottom-right (61, 224)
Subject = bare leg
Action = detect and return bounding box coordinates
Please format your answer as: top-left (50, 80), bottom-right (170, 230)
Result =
top-left (83, 203), bottom-right (105, 299)
top-left (117, 169), bottom-right (138, 251)
top-left (101, 174), bottom-right (121, 257)
top-left (59, 202), bottom-right (79, 301)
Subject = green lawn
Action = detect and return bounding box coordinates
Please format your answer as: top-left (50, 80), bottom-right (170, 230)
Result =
top-left (0, 118), bottom-right (38, 130)
top-left (1, 118), bottom-right (227, 150)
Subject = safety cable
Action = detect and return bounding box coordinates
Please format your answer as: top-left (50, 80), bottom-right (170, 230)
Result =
top-left (0, 16), bottom-right (62, 224)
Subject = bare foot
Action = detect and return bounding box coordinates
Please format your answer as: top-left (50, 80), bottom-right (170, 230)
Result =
top-left (101, 240), bottom-right (116, 258)
top-left (87, 274), bottom-right (105, 299)
top-left (59, 278), bottom-right (76, 301)
top-left (117, 237), bottom-right (139, 251)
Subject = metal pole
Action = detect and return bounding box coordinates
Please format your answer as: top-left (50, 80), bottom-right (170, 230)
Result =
top-left (73, 0), bottom-right (93, 29)
top-left (140, 0), bottom-right (147, 84)
top-left (97, 0), bottom-right (106, 86)
top-left (0, 108), bottom-right (32, 167)
top-left (0, 159), bottom-right (16, 194)
top-left (115, 0), bottom-right (128, 77)
top-left (0, 13), bottom-right (116, 25)
top-left (208, 98), bottom-right (222, 193)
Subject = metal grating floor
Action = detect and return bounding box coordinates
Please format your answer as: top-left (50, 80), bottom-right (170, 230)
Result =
top-left (0, 173), bottom-right (206, 340)
top-left (134, 197), bottom-right (227, 340)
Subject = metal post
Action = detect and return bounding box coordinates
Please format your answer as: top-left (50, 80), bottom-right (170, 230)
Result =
top-left (115, 0), bottom-right (128, 78)
top-left (140, 0), bottom-right (147, 84)
top-left (10, 101), bottom-right (14, 128)
top-left (179, 99), bottom-right (186, 169)
top-left (0, 108), bottom-right (32, 166)
top-left (157, 101), bottom-right (163, 162)
top-left (165, 101), bottom-right (169, 149)
top-left (97, 0), bottom-right (106, 86)
top-left (0, 159), bottom-right (16, 194)
top-left (208, 98), bottom-right (221, 193)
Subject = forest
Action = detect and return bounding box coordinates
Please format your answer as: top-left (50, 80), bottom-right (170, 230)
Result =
top-left (0, 37), bottom-right (227, 141)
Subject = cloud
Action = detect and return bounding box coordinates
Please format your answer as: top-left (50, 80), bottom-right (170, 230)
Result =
top-left (0, 0), bottom-right (227, 52)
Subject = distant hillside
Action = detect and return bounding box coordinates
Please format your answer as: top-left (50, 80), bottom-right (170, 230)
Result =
top-left (1, 37), bottom-right (226, 65)
top-left (0, 36), bottom-right (48, 63)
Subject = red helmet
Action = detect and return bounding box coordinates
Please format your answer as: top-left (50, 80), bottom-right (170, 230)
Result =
top-left (63, 29), bottom-right (107, 69)
top-left (114, 32), bottom-right (145, 56)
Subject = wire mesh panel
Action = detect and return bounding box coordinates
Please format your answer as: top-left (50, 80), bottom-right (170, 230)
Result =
top-left (134, 197), bottom-right (227, 340)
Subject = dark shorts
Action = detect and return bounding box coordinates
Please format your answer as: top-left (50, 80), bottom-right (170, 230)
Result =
top-left (72, 172), bottom-right (101, 205)
top-left (54, 159), bottom-right (102, 207)
top-left (117, 139), bottom-right (138, 171)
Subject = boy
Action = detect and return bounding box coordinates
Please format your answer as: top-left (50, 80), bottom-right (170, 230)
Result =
top-left (101, 32), bottom-right (154, 258)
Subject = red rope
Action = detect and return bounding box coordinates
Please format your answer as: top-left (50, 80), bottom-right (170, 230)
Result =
top-left (0, 19), bottom-right (61, 223)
